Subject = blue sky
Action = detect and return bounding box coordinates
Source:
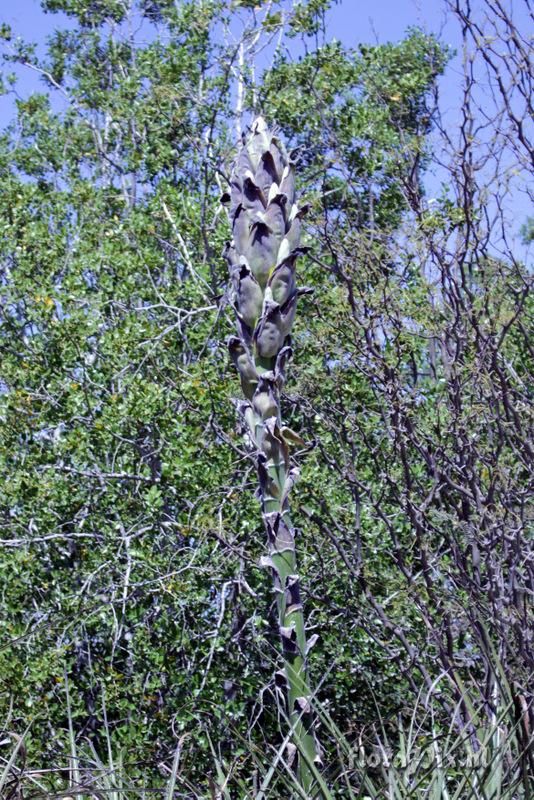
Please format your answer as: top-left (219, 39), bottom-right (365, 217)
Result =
top-left (2, 0), bottom-right (452, 50)
top-left (0, 0), bottom-right (456, 127)
top-left (0, 0), bottom-right (531, 242)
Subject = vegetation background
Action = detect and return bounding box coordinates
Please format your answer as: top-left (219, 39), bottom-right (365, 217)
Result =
top-left (0, 0), bottom-right (531, 796)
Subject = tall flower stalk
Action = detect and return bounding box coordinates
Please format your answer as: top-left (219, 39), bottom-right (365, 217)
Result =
top-left (223, 117), bottom-right (319, 786)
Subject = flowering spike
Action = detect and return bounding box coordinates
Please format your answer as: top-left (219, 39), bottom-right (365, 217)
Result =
top-left (224, 118), bottom-right (318, 787)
